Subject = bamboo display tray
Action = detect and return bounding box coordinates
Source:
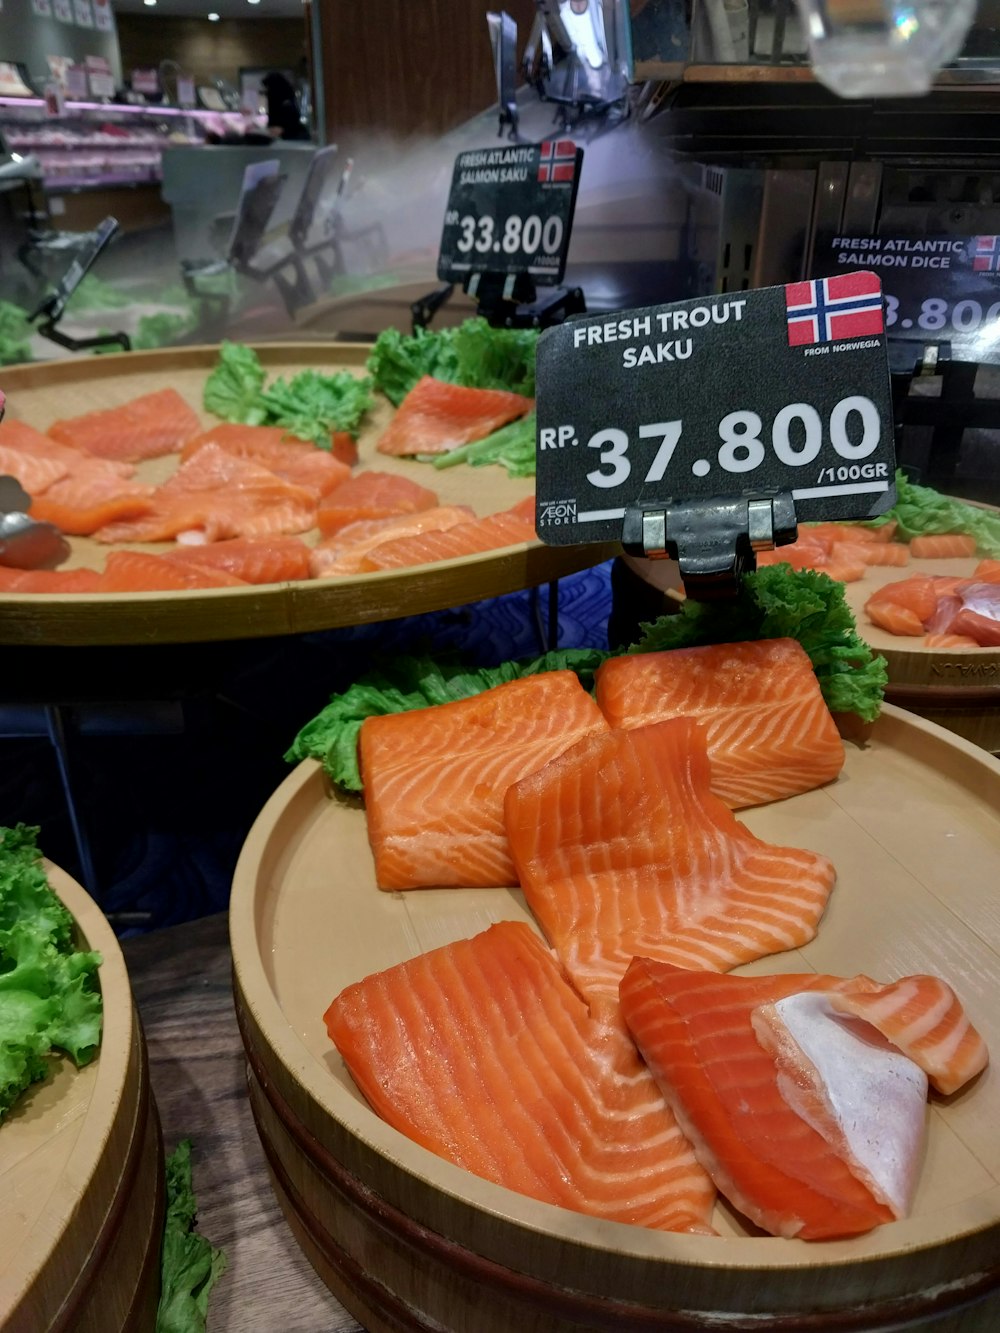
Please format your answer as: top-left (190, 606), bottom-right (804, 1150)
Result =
top-left (230, 705), bottom-right (1000, 1332)
top-left (0, 346), bottom-right (614, 647)
top-left (0, 865), bottom-right (163, 1332)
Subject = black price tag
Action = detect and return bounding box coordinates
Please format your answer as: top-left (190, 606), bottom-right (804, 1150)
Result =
top-left (535, 274), bottom-right (896, 548)
top-left (437, 139), bottom-right (583, 287)
top-left (814, 235), bottom-right (1000, 365)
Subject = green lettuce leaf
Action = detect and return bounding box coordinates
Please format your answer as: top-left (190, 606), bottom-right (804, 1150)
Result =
top-left (366, 318), bottom-right (537, 405)
top-left (0, 825), bottom-right (103, 1121)
top-left (64, 273), bottom-right (131, 312)
top-left (863, 469), bottom-right (1000, 557)
top-left (0, 301), bottom-right (32, 367)
top-left (365, 326), bottom-right (459, 406)
top-left (202, 341), bottom-right (268, 424)
top-left (285, 648), bottom-right (607, 790)
top-left (258, 368), bottom-right (374, 446)
top-left (424, 411), bottom-right (537, 477)
top-left (156, 1140), bottom-right (227, 1333)
top-left (133, 309), bottom-right (197, 352)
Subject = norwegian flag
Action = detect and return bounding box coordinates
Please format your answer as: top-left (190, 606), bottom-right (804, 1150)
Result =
top-left (537, 139), bottom-right (577, 185)
top-left (973, 236), bottom-right (1000, 272)
top-left (785, 273), bottom-right (885, 347)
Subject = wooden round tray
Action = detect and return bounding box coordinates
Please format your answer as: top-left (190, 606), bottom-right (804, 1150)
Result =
top-left (230, 705), bottom-right (1000, 1331)
top-left (0, 865), bottom-right (164, 1332)
top-left (842, 557), bottom-right (1000, 752)
top-left (0, 346), bottom-right (614, 647)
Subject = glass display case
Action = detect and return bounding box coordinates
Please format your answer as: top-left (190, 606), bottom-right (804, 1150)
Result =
top-left (0, 97), bottom-right (255, 194)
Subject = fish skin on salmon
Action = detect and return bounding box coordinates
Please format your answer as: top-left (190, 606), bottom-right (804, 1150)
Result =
top-left (376, 376), bottom-right (533, 457)
top-left (309, 505), bottom-right (474, 578)
top-left (180, 422), bottom-right (351, 498)
top-left (619, 961), bottom-right (895, 1240)
top-left (316, 470), bottom-right (440, 537)
top-left (47, 388), bottom-right (202, 462)
top-left (620, 959), bottom-right (988, 1239)
top-left (94, 444), bottom-right (318, 544)
top-left (325, 921), bottom-right (717, 1234)
top-left (360, 671), bottom-right (609, 889)
top-left (593, 638), bottom-right (844, 809)
top-left (360, 497), bottom-right (537, 571)
top-left (504, 716), bottom-right (836, 1004)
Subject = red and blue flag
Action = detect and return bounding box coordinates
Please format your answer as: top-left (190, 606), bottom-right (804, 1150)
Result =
top-left (785, 273), bottom-right (885, 347)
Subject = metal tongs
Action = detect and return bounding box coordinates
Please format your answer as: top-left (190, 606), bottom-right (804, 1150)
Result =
top-left (0, 393), bottom-right (71, 570)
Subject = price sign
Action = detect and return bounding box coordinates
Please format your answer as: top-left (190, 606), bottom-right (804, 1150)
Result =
top-left (814, 235), bottom-right (1000, 366)
top-left (437, 139), bottom-right (583, 286)
top-left (535, 274), bottom-right (896, 548)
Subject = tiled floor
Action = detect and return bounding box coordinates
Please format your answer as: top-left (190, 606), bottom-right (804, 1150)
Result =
top-left (1, 563), bottom-right (613, 933)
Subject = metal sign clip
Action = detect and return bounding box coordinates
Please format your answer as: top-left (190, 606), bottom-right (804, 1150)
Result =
top-left (621, 492), bottom-right (798, 601)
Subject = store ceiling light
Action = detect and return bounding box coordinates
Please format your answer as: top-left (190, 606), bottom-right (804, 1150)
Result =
top-left (143, 0), bottom-right (156, 6)
top-left (207, 9), bottom-right (219, 16)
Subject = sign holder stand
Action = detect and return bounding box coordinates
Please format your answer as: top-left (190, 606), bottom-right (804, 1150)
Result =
top-left (29, 216), bottom-right (130, 355)
top-left (621, 492), bottom-right (799, 601)
top-left (412, 269), bottom-right (585, 333)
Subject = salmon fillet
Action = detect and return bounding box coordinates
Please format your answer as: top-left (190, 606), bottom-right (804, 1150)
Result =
top-left (316, 470), bottom-right (440, 536)
top-left (621, 960), bottom-right (987, 1239)
top-left (47, 388), bottom-right (202, 462)
top-left (594, 639), bottom-right (844, 809)
top-left (100, 551), bottom-right (248, 591)
top-left (163, 537), bottom-right (311, 585)
top-left (376, 376), bottom-right (533, 456)
top-left (0, 567), bottom-right (103, 593)
top-left (309, 505), bottom-right (474, 578)
top-left (180, 422), bottom-right (351, 498)
top-left (360, 671), bottom-right (609, 889)
top-left (325, 921), bottom-right (716, 1234)
top-left (0, 418), bottom-right (135, 478)
top-left (0, 444), bottom-right (68, 496)
top-left (505, 716), bottom-right (836, 1004)
top-left (360, 497), bottom-right (537, 571)
top-left (909, 534), bottom-right (978, 559)
top-left (29, 470), bottom-right (155, 536)
top-left (95, 444), bottom-right (318, 543)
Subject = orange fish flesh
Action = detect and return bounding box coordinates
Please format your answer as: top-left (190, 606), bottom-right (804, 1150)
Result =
top-left (180, 422), bottom-right (351, 498)
top-left (360, 671), bottom-right (609, 889)
top-left (325, 920), bottom-right (716, 1234)
top-left (309, 505), bottom-right (474, 578)
top-left (376, 376), bottom-right (533, 456)
top-left (163, 536), bottom-right (311, 585)
top-left (504, 716), bottom-right (836, 1004)
top-left (47, 388), bottom-right (201, 462)
top-left (94, 444), bottom-right (318, 544)
top-left (316, 469), bottom-right (440, 536)
top-left (360, 497), bottom-right (537, 571)
top-left (594, 639), bottom-right (844, 809)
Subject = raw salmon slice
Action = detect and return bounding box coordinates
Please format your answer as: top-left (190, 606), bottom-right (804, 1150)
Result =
top-left (309, 505), bottom-right (475, 578)
top-left (316, 470), bottom-right (440, 536)
top-left (924, 633), bottom-right (980, 649)
top-left (180, 423), bottom-right (351, 497)
top-left (325, 920), bottom-right (716, 1234)
top-left (754, 540), bottom-right (829, 573)
top-left (972, 559), bottom-right (1000, 583)
top-left (504, 716), bottom-right (836, 1004)
top-left (100, 551), bottom-right (248, 591)
top-left (360, 671), bottom-right (609, 889)
top-left (833, 541), bottom-right (910, 567)
top-left (594, 639), bottom-right (844, 809)
top-left (827, 975), bottom-right (988, 1096)
top-left (621, 960), bottom-right (988, 1239)
top-left (0, 566), bottom-right (103, 593)
top-left (0, 418), bottom-right (135, 478)
top-left (865, 575), bottom-right (941, 633)
top-left (29, 469), bottom-right (155, 536)
top-left (361, 497), bottom-right (537, 571)
top-left (47, 388), bottom-right (202, 462)
top-left (909, 534), bottom-right (978, 559)
top-left (95, 445), bottom-right (318, 543)
top-left (0, 444), bottom-right (68, 496)
top-left (619, 962), bottom-right (893, 1240)
top-left (376, 376), bottom-right (533, 456)
top-left (163, 537), bottom-right (311, 585)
